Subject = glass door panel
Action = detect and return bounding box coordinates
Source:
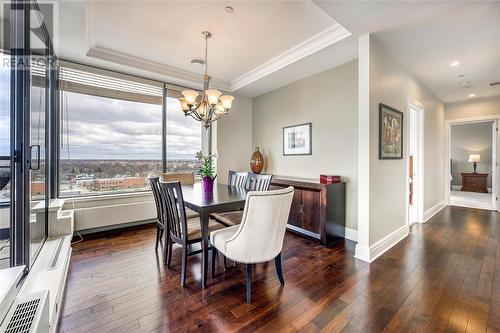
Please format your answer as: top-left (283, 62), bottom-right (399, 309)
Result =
top-left (0, 52), bottom-right (12, 269)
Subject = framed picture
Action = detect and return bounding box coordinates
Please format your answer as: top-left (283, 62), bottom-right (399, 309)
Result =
top-left (379, 103), bottom-right (403, 159)
top-left (283, 123), bottom-right (312, 156)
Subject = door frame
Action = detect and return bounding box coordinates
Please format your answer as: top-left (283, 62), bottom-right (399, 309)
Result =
top-left (444, 115), bottom-right (500, 211)
top-left (406, 97), bottom-right (425, 225)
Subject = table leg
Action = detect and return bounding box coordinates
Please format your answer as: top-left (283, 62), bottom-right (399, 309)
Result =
top-left (200, 210), bottom-right (209, 288)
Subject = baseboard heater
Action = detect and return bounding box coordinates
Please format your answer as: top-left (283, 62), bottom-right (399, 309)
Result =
top-left (1, 290), bottom-right (49, 333)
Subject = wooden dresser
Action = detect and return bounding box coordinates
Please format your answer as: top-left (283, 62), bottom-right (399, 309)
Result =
top-left (461, 173), bottom-right (488, 193)
top-left (270, 177), bottom-right (346, 245)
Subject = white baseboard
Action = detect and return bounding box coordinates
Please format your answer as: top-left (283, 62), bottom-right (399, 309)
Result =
top-left (422, 200), bottom-right (446, 223)
top-left (345, 227), bottom-right (358, 242)
top-left (354, 224), bottom-right (409, 263)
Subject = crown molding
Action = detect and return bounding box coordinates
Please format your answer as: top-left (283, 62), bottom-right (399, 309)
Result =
top-left (86, 46), bottom-right (231, 90)
top-left (229, 23), bottom-right (351, 91)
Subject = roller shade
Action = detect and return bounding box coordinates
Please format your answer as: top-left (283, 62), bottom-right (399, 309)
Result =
top-left (58, 61), bottom-right (164, 105)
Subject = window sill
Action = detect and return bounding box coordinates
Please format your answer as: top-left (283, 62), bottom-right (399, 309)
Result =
top-left (59, 190), bottom-right (152, 203)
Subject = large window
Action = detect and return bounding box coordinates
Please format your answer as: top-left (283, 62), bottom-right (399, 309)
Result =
top-left (166, 97), bottom-right (202, 178)
top-left (57, 63), bottom-right (204, 197)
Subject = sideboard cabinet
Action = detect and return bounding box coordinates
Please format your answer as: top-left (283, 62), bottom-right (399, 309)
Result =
top-left (270, 177), bottom-right (346, 245)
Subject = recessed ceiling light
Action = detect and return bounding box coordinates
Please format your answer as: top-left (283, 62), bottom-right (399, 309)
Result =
top-left (224, 6), bottom-right (233, 13)
top-left (468, 94), bottom-right (476, 98)
top-left (450, 61), bottom-right (460, 67)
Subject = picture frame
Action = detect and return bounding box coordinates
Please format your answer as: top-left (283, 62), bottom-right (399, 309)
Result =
top-left (283, 122), bottom-right (312, 156)
top-left (379, 103), bottom-right (403, 159)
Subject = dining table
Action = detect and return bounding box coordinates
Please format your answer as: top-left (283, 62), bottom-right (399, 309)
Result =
top-left (181, 182), bottom-right (248, 288)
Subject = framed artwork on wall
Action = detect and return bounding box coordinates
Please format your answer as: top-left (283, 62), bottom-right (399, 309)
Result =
top-left (283, 122), bottom-right (312, 156)
top-left (379, 103), bottom-right (403, 159)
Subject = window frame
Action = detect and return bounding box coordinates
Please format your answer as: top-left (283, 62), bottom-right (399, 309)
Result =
top-left (55, 61), bottom-right (207, 199)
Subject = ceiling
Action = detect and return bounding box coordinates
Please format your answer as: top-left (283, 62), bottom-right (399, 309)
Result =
top-left (314, 1), bottom-right (500, 103)
top-left (56, 1), bottom-right (499, 101)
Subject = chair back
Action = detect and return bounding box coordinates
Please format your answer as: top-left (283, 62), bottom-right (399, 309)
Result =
top-left (158, 180), bottom-right (188, 243)
top-left (148, 175), bottom-right (164, 226)
top-left (246, 173), bottom-right (273, 191)
top-left (228, 170), bottom-right (248, 188)
top-left (224, 186), bottom-right (294, 263)
top-left (162, 172), bottom-right (195, 185)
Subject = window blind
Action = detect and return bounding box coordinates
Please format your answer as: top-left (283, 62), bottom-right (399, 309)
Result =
top-left (58, 61), bottom-right (164, 105)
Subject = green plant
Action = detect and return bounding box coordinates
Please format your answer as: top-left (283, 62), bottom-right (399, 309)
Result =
top-left (196, 151), bottom-right (217, 179)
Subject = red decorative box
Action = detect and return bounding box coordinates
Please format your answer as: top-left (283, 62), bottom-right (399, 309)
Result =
top-left (320, 175), bottom-right (341, 184)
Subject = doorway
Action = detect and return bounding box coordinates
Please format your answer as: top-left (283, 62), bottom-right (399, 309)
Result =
top-left (445, 117), bottom-right (499, 211)
top-left (407, 98), bottom-right (424, 225)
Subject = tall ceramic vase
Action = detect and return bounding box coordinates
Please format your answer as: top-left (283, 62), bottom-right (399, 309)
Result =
top-left (250, 147), bottom-right (264, 174)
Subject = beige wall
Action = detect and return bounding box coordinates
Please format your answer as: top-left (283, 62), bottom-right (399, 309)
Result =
top-left (367, 36), bottom-right (445, 244)
top-left (252, 60), bottom-right (359, 230)
top-left (445, 95), bottom-right (500, 120)
top-left (216, 95), bottom-right (253, 184)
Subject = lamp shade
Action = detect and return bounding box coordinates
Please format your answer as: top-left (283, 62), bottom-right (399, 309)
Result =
top-left (219, 95), bottom-right (234, 109)
top-left (468, 154), bottom-right (481, 163)
top-left (182, 90), bottom-right (199, 105)
top-left (205, 89), bottom-right (222, 106)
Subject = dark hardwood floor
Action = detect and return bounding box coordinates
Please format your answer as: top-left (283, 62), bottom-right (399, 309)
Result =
top-left (58, 206), bottom-right (500, 332)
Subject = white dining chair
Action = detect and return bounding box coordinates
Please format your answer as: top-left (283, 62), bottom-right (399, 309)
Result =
top-left (210, 186), bottom-right (294, 303)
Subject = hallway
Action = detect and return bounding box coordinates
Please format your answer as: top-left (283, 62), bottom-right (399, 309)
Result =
top-left (59, 206), bottom-right (500, 332)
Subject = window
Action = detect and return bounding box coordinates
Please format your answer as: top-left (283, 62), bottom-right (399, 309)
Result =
top-left (166, 97), bottom-right (202, 179)
top-left (0, 52), bottom-right (11, 269)
top-left (58, 63), bottom-right (164, 196)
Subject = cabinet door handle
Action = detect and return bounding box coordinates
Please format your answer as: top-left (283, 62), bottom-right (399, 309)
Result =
top-left (298, 204), bottom-right (304, 214)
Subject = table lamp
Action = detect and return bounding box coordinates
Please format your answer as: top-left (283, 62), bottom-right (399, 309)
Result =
top-left (468, 154), bottom-right (481, 173)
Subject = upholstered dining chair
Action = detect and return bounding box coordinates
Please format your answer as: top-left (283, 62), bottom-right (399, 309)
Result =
top-left (148, 175), bottom-right (167, 258)
top-left (210, 186), bottom-right (294, 303)
top-left (159, 180), bottom-right (227, 287)
top-left (211, 173), bottom-right (273, 227)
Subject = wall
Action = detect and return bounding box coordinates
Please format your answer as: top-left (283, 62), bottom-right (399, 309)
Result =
top-left (216, 95), bottom-right (253, 185)
top-left (357, 35), bottom-right (445, 259)
top-left (445, 95), bottom-right (500, 120)
top-left (451, 122), bottom-right (493, 187)
top-left (252, 60), bottom-right (358, 230)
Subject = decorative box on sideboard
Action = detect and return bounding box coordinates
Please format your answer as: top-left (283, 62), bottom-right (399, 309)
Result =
top-left (270, 177), bottom-right (346, 245)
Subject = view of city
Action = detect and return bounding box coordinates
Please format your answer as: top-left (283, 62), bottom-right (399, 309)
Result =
top-left (58, 159), bottom-right (201, 197)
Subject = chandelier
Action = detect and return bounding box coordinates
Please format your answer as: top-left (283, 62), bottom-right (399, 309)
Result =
top-left (179, 31), bottom-right (234, 129)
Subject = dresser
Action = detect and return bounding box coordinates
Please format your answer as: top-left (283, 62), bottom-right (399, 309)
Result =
top-left (270, 177), bottom-right (346, 245)
top-left (461, 173), bottom-right (488, 193)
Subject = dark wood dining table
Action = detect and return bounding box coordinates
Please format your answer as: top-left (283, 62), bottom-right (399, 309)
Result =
top-left (181, 183), bottom-right (248, 288)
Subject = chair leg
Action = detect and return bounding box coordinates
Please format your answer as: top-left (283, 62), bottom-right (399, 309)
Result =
top-left (159, 229), bottom-right (164, 241)
top-left (211, 247), bottom-right (217, 278)
top-left (167, 236), bottom-right (173, 268)
top-left (155, 227), bottom-right (160, 251)
top-left (181, 245), bottom-right (187, 287)
top-left (275, 253), bottom-right (285, 286)
top-left (246, 264), bottom-right (252, 304)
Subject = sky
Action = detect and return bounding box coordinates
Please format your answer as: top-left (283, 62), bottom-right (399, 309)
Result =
top-left (0, 54), bottom-right (202, 160)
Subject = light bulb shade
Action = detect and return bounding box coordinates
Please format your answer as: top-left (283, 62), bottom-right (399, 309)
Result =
top-left (205, 89), bottom-right (222, 106)
top-left (214, 102), bottom-right (224, 115)
top-left (182, 90), bottom-right (199, 105)
top-left (468, 154), bottom-right (481, 163)
top-left (179, 98), bottom-right (189, 112)
top-left (219, 95), bottom-right (234, 110)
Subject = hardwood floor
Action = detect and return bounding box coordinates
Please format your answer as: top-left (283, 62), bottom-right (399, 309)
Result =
top-left (58, 206), bottom-right (500, 332)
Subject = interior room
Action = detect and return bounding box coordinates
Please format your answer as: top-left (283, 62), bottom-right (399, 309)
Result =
top-left (1, 1), bottom-right (499, 333)
top-left (450, 121), bottom-right (495, 210)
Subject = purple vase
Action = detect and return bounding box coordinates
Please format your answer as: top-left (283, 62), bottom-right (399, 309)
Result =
top-left (202, 176), bottom-right (214, 193)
